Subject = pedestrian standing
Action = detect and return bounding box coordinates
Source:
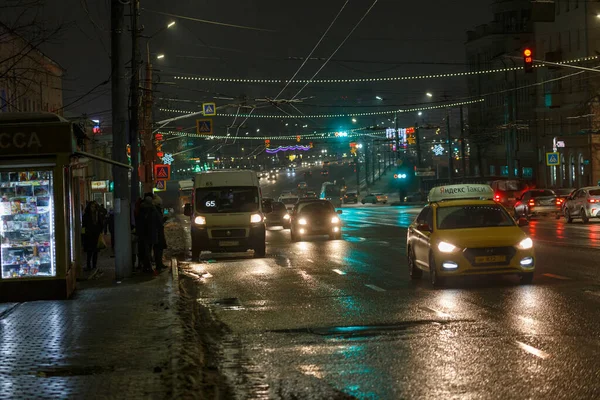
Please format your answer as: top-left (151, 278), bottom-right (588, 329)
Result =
top-left (82, 201), bottom-right (104, 270)
top-left (136, 193), bottom-right (161, 273)
top-left (152, 195), bottom-right (167, 272)
top-left (107, 209), bottom-right (115, 255)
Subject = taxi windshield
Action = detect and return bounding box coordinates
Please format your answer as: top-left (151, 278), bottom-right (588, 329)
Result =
top-left (437, 205), bottom-right (515, 230)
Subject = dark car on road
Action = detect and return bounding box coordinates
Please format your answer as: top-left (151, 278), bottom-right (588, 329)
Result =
top-left (343, 191), bottom-right (358, 204)
top-left (513, 189), bottom-right (560, 219)
top-left (290, 199), bottom-right (342, 241)
top-left (265, 201), bottom-right (290, 229)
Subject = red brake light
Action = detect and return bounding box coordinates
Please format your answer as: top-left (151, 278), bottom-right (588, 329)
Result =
top-left (528, 199), bottom-right (535, 206)
top-left (494, 194), bottom-right (501, 201)
top-left (556, 199), bottom-right (563, 205)
top-left (588, 199), bottom-right (598, 203)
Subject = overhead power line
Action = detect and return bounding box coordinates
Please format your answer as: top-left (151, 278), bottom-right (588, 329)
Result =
top-left (274, 0), bottom-right (349, 100)
top-left (142, 8), bottom-right (276, 32)
top-left (291, 0), bottom-right (379, 100)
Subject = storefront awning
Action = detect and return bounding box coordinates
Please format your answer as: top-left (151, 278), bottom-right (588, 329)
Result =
top-left (72, 151), bottom-right (132, 170)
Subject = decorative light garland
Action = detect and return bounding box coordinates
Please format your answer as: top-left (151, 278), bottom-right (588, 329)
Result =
top-left (158, 129), bottom-right (387, 140)
top-left (170, 55), bottom-right (599, 84)
top-left (265, 145), bottom-right (311, 154)
top-left (159, 99), bottom-right (484, 119)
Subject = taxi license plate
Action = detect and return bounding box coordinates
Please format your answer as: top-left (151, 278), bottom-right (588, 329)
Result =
top-left (508, 197), bottom-right (515, 201)
top-left (220, 240), bottom-right (239, 247)
top-left (475, 255), bottom-right (506, 264)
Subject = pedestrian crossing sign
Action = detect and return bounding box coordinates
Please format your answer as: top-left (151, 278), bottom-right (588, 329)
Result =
top-left (546, 152), bottom-right (560, 166)
top-left (154, 164), bottom-right (171, 181)
top-left (196, 118), bottom-right (213, 135)
top-left (203, 102), bottom-right (216, 116)
top-left (154, 180), bottom-right (166, 191)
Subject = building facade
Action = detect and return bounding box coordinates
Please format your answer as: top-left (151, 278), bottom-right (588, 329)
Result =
top-left (465, 0), bottom-right (537, 179)
top-left (533, 0), bottom-right (600, 188)
top-left (0, 27), bottom-right (63, 115)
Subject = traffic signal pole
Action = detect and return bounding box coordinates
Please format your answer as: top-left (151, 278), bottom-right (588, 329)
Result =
top-left (129, 0), bottom-right (140, 203)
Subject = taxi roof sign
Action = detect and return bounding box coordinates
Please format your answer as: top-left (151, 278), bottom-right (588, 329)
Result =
top-left (428, 184), bottom-right (494, 202)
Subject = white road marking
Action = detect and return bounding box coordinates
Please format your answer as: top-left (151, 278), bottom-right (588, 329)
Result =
top-left (365, 284), bottom-right (386, 292)
top-left (515, 341), bottom-right (549, 359)
top-left (332, 269), bottom-right (346, 275)
top-left (423, 306), bottom-right (451, 318)
top-left (306, 259), bottom-right (314, 263)
top-left (543, 273), bottom-right (571, 280)
top-left (584, 290), bottom-right (600, 298)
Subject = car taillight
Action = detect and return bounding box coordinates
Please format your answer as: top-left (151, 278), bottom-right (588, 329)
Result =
top-left (588, 199), bottom-right (598, 203)
top-left (494, 194), bottom-right (501, 201)
top-left (528, 199), bottom-right (535, 207)
top-left (556, 198), bottom-right (563, 205)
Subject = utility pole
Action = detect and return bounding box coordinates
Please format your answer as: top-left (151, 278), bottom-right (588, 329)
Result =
top-left (394, 112), bottom-right (400, 163)
top-left (371, 140), bottom-right (376, 183)
top-left (446, 112), bottom-right (453, 182)
top-left (111, 0), bottom-right (132, 279)
top-left (129, 0), bottom-right (140, 204)
top-left (460, 105), bottom-right (467, 177)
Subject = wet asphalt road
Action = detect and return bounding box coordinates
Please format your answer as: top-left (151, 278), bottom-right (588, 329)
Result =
top-left (178, 205), bottom-right (600, 399)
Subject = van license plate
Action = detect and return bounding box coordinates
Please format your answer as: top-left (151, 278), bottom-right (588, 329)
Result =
top-left (508, 198), bottom-right (515, 201)
top-left (220, 241), bottom-right (239, 247)
top-left (475, 255), bottom-right (506, 264)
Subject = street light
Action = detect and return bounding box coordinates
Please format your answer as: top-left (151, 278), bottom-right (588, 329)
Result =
top-left (352, 118), bottom-right (357, 123)
top-left (375, 96), bottom-right (383, 100)
top-left (156, 54), bottom-right (165, 59)
top-left (167, 21), bottom-right (176, 28)
top-left (426, 92), bottom-right (433, 98)
top-left (418, 112), bottom-right (423, 116)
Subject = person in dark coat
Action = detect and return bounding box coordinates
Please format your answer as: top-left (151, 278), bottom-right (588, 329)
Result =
top-left (82, 201), bottom-right (104, 270)
top-left (152, 195), bottom-right (167, 272)
top-left (136, 193), bottom-right (162, 272)
top-left (107, 209), bottom-right (115, 253)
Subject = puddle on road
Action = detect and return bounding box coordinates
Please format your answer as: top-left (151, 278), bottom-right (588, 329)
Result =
top-left (268, 320), bottom-right (472, 339)
top-left (211, 297), bottom-right (245, 311)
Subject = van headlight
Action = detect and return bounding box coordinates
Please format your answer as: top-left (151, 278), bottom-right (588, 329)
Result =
top-left (438, 241), bottom-right (458, 253)
top-left (298, 218), bottom-right (308, 225)
top-left (517, 238), bottom-right (533, 250)
top-left (283, 214), bottom-right (290, 220)
top-left (250, 213), bottom-right (263, 223)
top-left (331, 216), bottom-right (340, 224)
top-left (194, 216), bottom-right (206, 225)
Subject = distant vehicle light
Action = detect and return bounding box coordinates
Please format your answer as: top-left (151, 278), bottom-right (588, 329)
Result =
top-left (331, 216), bottom-right (340, 224)
top-left (298, 218), bottom-right (308, 225)
top-left (283, 214), bottom-right (290, 220)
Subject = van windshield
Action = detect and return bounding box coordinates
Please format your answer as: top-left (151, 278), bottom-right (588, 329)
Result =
top-left (196, 186), bottom-right (259, 213)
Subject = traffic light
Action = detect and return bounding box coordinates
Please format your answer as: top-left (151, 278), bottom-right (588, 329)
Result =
top-left (523, 48), bottom-right (533, 73)
top-left (394, 173), bottom-right (407, 180)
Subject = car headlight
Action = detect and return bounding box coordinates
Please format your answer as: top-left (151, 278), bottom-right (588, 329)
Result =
top-left (298, 218), bottom-right (308, 225)
top-left (331, 216), bottom-right (340, 224)
top-left (194, 216), bottom-right (206, 225)
top-left (283, 214), bottom-right (290, 220)
top-left (517, 237), bottom-right (533, 250)
top-left (438, 241), bottom-right (457, 253)
top-left (250, 213), bottom-right (263, 223)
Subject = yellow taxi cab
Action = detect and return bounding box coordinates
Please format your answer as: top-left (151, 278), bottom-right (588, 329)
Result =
top-left (406, 184), bottom-right (534, 287)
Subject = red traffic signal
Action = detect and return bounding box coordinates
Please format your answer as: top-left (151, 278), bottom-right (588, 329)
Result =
top-left (523, 48), bottom-right (533, 73)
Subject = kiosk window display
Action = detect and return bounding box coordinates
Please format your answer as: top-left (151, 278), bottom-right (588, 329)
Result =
top-left (0, 169), bottom-right (56, 279)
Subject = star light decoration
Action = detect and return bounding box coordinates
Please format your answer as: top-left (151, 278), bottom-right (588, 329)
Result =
top-left (162, 153), bottom-right (174, 165)
top-left (432, 144), bottom-right (445, 156)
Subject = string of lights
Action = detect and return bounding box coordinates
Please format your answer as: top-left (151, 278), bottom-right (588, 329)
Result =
top-left (159, 99), bottom-right (483, 119)
top-left (170, 55), bottom-right (599, 85)
top-left (158, 128), bottom-right (386, 140)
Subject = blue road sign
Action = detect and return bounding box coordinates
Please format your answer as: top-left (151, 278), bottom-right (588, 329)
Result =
top-left (546, 152), bottom-right (560, 166)
top-left (203, 102), bottom-right (216, 116)
top-left (155, 180), bottom-right (166, 191)
top-left (196, 119), bottom-right (213, 135)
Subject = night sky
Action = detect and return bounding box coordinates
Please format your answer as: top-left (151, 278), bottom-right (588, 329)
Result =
top-left (36, 0), bottom-right (492, 134)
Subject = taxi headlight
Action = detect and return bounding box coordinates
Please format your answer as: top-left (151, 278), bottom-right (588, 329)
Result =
top-left (331, 216), bottom-right (340, 224)
top-left (250, 213), bottom-right (263, 223)
top-left (517, 238), bottom-right (533, 250)
top-left (283, 214), bottom-right (290, 220)
top-left (194, 216), bottom-right (206, 225)
top-left (438, 241), bottom-right (458, 253)
top-left (298, 218), bottom-right (308, 225)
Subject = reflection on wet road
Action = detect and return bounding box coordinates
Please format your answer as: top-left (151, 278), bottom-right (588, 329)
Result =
top-left (181, 206), bottom-right (600, 399)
